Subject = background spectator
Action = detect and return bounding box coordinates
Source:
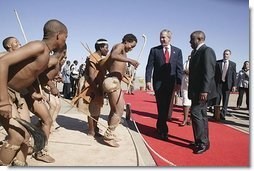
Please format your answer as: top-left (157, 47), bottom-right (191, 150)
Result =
top-left (235, 61), bottom-right (249, 110)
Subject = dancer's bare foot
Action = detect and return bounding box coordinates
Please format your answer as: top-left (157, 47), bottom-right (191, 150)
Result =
top-left (33, 147), bottom-right (55, 163)
top-left (103, 139), bottom-right (120, 148)
top-left (179, 120), bottom-right (187, 126)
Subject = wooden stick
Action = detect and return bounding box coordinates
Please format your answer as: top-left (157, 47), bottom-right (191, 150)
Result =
top-left (127, 34), bottom-right (147, 90)
top-left (80, 41), bottom-right (95, 58)
top-left (14, 9), bottom-right (28, 43)
top-left (14, 9), bottom-right (43, 95)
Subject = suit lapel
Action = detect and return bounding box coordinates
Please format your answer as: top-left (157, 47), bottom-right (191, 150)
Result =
top-left (170, 45), bottom-right (174, 61)
top-left (219, 60), bottom-right (223, 73)
top-left (190, 45), bottom-right (206, 68)
top-left (196, 44), bottom-right (206, 53)
top-left (228, 61), bottom-right (232, 69)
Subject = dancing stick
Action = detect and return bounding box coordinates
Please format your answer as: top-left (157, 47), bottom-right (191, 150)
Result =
top-left (80, 41), bottom-right (98, 60)
top-left (80, 41), bottom-right (110, 67)
top-left (127, 34), bottom-right (147, 90)
top-left (80, 41), bottom-right (100, 62)
top-left (14, 9), bottom-right (43, 95)
top-left (13, 10), bottom-right (47, 150)
top-left (14, 9), bottom-right (28, 43)
top-left (137, 34), bottom-right (147, 62)
top-left (85, 43), bottom-right (93, 54)
top-left (80, 41), bottom-right (92, 54)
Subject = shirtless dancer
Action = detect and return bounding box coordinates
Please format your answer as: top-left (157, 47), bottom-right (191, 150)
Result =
top-left (102, 34), bottom-right (139, 147)
top-left (48, 49), bottom-right (67, 132)
top-left (2, 38), bottom-right (66, 164)
top-left (40, 44), bottom-right (67, 133)
top-left (1, 37), bottom-right (33, 166)
top-left (0, 19), bottom-right (67, 165)
top-left (2, 37), bottom-right (31, 122)
top-left (24, 44), bottom-right (67, 163)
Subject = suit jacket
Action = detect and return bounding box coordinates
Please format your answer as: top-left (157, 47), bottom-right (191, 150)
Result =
top-left (188, 44), bottom-right (217, 100)
top-left (215, 59), bottom-right (236, 90)
top-left (145, 45), bottom-right (183, 91)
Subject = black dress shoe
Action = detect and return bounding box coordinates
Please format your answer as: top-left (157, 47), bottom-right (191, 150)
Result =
top-left (206, 142), bottom-right (210, 150)
top-left (208, 107), bottom-right (213, 113)
top-left (189, 141), bottom-right (198, 148)
top-left (158, 132), bottom-right (168, 141)
top-left (220, 116), bottom-right (226, 120)
top-left (156, 128), bottom-right (162, 134)
top-left (193, 144), bottom-right (209, 154)
top-left (234, 106), bottom-right (240, 110)
top-left (161, 133), bottom-right (168, 141)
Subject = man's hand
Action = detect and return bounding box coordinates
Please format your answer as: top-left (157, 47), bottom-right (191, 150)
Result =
top-left (0, 103), bottom-right (12, 119)
top-left (232, 86), bottom-right (237, 92)
top-left (31, 92), bottom-right (46, 101)
top-left (174, 84), bottom-right (181, 91)
top-left (129, 59), bottom-right (139, 69)
top-left (51, 87), bottom-right (60, 97)
top-left (199, 92), bottom-right (208, 102)
top-left (146, 82), bottom-right (152, 91)
top-left (54, 76), bottom-right (63, 83)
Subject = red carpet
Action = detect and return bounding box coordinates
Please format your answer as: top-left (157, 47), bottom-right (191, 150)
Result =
top-left (124, 91), bottom-right (249, 166)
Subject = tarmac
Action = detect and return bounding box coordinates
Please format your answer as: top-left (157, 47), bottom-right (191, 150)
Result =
top-left (0, 82), bottom-right (250, 167)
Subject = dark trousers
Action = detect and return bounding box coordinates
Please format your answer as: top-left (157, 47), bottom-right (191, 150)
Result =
top-left (155, 89), bottom-right (173, 134)
top-left (63, 83), bottom-right (71, 99)
top-left (70, 77), bottom-right (79, 97)
top-left (216, 82), bottom-right (230, 117)
top-left (190, 96), bottom-right (209, 145)
top-left (237, 87), bottom-right (249, 109)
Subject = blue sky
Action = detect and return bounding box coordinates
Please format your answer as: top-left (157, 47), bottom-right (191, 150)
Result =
top-left (0, 0), bottom-right (250, 77)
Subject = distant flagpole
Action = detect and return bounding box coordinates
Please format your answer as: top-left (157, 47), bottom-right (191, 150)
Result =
top-left (14, 9), bottom-right (28, 43)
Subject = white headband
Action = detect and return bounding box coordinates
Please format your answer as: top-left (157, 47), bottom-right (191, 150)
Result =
top-left (96, 41), bottom-right (108, 44)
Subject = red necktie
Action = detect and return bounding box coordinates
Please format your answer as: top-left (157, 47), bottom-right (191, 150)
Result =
top-left (165, 47), bottom-right (170, 63)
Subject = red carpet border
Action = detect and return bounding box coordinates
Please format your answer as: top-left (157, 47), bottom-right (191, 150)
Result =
top-left (124, 91), bottom-right (249, 166)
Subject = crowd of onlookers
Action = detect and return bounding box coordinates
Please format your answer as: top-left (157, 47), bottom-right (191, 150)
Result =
top-left (61, 60), bottom-right (86, 99)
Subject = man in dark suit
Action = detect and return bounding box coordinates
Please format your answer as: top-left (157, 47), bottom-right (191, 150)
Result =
top-left (188, 31), bottom-right (217, 154)
top-left (145, 29), bottom-right (183, 141)
top-left (214, 49), bottom-right (237, 120)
